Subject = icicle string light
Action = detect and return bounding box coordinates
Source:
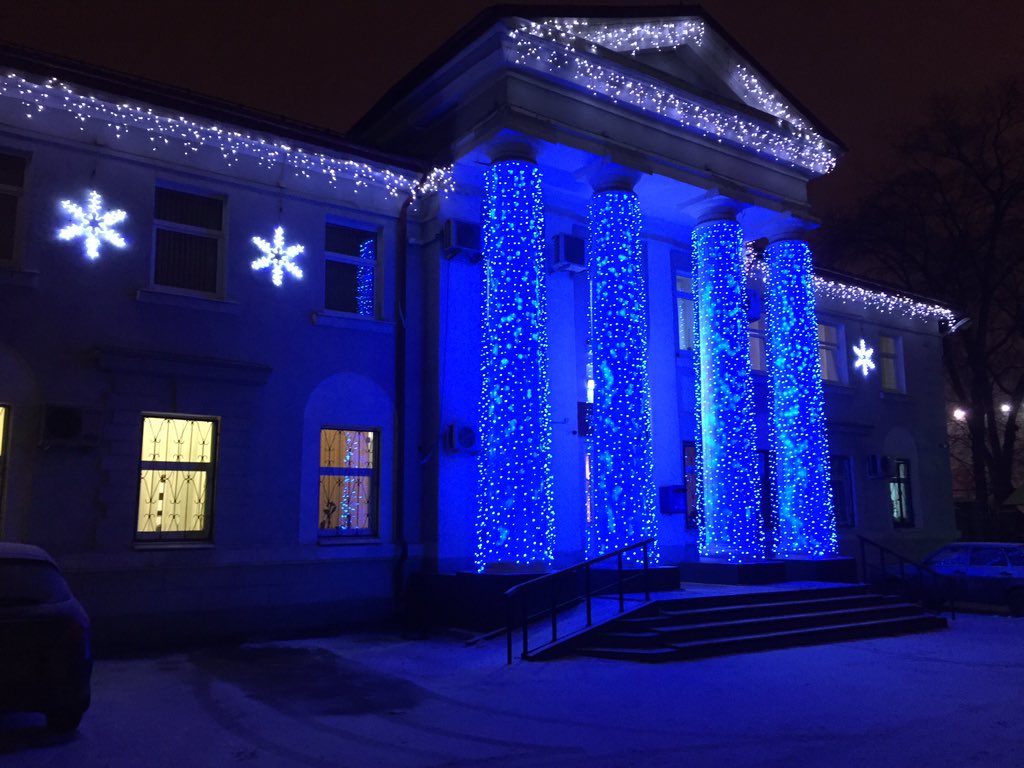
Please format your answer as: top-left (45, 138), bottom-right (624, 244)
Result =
top-left (525, 18), bottom-right (705, 54)
top-left (0, 72), bottom-right (452, 198)
top-left (476, 160), bottom-right (554, 572)
top-left (732, 66), bottom-right (809, 130)
top-left (507, 21), bottom-right (837, 174)
top-left (692, 218), bottom-right (764, 560)
top-left (764, 239), bottom-right (838, 558)
top-left (586, 190), bottom-right (659, 565)
top-left (744, 253), bottom-right (956, 323)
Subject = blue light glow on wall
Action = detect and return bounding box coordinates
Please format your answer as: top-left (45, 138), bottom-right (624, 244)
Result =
top-left (357, 238), bottom-right (376, 316)
top-left (475, 160), bottom-right (554, 572)
top-left (692, 219), bottom-right (764, 560)
top-left (586, 191), bottom-right (658, 564)
top-left (764, 239), bottom-right (838, 557)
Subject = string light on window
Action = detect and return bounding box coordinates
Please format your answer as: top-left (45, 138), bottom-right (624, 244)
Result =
top-left (507, 21), bottom-right (837, 174)
top-left (586, 190), bottom-right (658, 565)
top-left (476, 160), bottom-right (554, 572)
top-left (763, 239), bottom-right (837, 558)
top-left (691, 219), bottom-right (764, 561)
top-left (250, 226), bottom-right (304, 286)
top-left (1, 72), bottom-right (453, 199)
top-left (57, 189), bottom-right (127, 260)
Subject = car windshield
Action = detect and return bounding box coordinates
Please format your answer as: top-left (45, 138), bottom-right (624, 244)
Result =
top-left (0, 560), bottom-right (72, 606)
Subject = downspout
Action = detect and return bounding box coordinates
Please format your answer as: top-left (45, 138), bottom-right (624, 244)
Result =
top-left (392, 183), bottom-right (417, 609)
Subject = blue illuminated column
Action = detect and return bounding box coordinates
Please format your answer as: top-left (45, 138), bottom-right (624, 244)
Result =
top-left (764, 234), bottom-right (838, 557)
top-left (586, 189), bottom-right (658, 564)
top-left (691, 212), bottom-right (764, 560)
top-left (475, 159), bottom-right (554, 572)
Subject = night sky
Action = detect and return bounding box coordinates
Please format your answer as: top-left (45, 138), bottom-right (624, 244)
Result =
top-left (2, 0), bottom-right (1022, 215)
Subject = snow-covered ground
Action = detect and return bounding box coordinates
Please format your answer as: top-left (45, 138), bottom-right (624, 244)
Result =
top-left (2, 612), bottom-right (1022, 767)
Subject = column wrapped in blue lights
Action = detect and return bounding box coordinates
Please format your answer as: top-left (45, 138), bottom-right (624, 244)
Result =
top-left (691, 217), bottom-right (764, 560)
top-left (764, 238), bottom-right (838, 557)
top-left (586, 190), bottom-right (658, 564)
top-left (475, 159), bottom-right (554, 571)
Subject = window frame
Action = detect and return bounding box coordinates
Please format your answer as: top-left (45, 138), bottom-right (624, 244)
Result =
top-left (135, 414), bottom-right (218, 542)
top-left (0, 404), bottom-right (9, 524)
top-left (151, 186), bottom-right (225, 297)
top-left (749, 315), bottom-right (766, 373)
top-left (323, 221), bottom-right (379, 318)
top-left (674, 273), bottom-right (695, 352)
top-left (817, 321), bottom-right (846, 384)
top-left (878, 334), bottom-right (905, 393)
top-left (317, 426), bottom-right (379, 538)
top-left (889, 457), bottom-right (914, 528)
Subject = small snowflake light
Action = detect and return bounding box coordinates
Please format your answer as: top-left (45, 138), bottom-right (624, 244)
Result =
top-left (853, 338), bottom-right (876, 377)
top-left (57, 190), bottom-right (127, 260)
top-left (250, 226), bottom-right (304, 286)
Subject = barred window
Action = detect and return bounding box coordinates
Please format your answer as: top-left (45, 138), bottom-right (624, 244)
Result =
top-left (137, 416), bottom-right (216, 540)
top-left (319, 428), bottom-right (377, 536)
top-left (153, 188), bottom-right (223, 294)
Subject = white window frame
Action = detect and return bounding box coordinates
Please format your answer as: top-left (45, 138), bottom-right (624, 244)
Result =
top-left (818, 321), bottom-right (846, 384)
top-left (324, 221), bottom-right (378, 317)
top-left (136, 415), bottom-right (217, 541)
top-left (878, 334), bottom-right (905, 393)
top-left (152, 186), bottom-right (224, 297)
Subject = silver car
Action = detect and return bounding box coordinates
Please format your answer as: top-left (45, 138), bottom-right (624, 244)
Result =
top-left (923, 542), bottom-right (1024, 616)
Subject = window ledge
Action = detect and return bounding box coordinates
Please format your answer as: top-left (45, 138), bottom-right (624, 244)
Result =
top-left (133, 541), bottom-right (215, 551)
top-left (137, 288), bottom-right (240, 314)
top-left (0, 265), bottom-right (39, 288)
top-left (317, 535), bottom-right (382, 546)
top-left (311, 311), bottom-right (394, 333)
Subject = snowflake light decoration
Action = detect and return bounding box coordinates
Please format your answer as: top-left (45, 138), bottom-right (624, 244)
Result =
top-left (250, 226), bottom-right (304, 286)
top-left (57, 190), bottom-right (127, 260)
top-left (853, 338), bottom-right (876, 377)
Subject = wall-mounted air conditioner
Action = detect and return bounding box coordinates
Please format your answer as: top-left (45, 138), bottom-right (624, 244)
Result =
top-left (445, 422), bottom-right (481, 453)
top-left (552, 234), bottom-right (587, 273)
top-left (442, 219), bottom-right (482, 262)
top-left (40, 404), bottom-right (97, 450)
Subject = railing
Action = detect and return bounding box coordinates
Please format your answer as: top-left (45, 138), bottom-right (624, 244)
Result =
top-left (858, 535), bottom-right (956, 618)
top-left (504, 538), bottom-right (656, 665)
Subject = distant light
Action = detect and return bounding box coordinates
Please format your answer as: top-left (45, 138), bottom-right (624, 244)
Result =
top-left (953, 408), bottom-right (966, 421)
top-left (1001, 403), bottom-right (1011, 414)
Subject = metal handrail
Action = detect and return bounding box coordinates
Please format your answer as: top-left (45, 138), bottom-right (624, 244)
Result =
top-left (504, 537), bottom-right (656, 664)
top-left (857, 535), bottom-right (957, 619)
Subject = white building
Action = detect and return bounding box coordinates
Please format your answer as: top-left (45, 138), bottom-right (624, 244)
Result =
top-left (0, 9), bottom-right (957, 646)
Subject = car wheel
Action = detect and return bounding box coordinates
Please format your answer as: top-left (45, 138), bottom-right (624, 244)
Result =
top-left (46, 709), bottom-right (84, 733)
top-left (1008, 589), bottom-right (1024, 618)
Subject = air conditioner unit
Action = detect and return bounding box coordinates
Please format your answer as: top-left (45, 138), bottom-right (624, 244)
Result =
top-left (442, 219), bottom-right (482, 262)
top-left (40, 404), bottom-right (96, 449)
top-left (552, 234), bottom-right (587, 273)
top-left (865, 454), bottom-right (893, 479)
top-left (445, 422), bottom-right (481, 453)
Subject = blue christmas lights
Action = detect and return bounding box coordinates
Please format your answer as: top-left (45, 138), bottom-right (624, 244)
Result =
top-left (586, 191), bottom-right (658, 564)
top-left (764, 239), bottom-right (838, 557)
top-left (475, 160), bottom-right (554, 572)
top-left (691, 219), bottom-right (764, 560)
top-left (357, 237), bottom-right (376, 317)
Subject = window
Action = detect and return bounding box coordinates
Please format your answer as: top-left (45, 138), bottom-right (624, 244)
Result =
top-left (674, 274), bottom-right (695, 351)
top-left (889, 458), bottom-right (913, 528)
top-left (749, 316), bottom-right (766, 372)
top-left (0, 404), bottom-right (8, 520)
top-left (829, 455), bottom-right (856, 527)
top-left (324, 223), bottom-right (377, 316)
top-left (878, 334), bottom-right (904, 392)
top-left (818, 323), bottom-right (843, 382)
top-left (319, 428), bottom-right (377, 535)
top-left (0, 152), bottom-right (26, 262)
top-left (153, 187), bottom-right (223, 294)
top-left (682, 441), bottom-right (700, 529)
top-left (137, 416), bottom-right (216, 540)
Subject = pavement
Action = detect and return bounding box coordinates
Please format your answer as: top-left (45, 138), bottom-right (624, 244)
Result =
top-left (1, 606), bottom-right (1022, 767)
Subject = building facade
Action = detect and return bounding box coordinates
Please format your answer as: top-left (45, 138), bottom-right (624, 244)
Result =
top-left (0, 10), bottom-right (958, 643)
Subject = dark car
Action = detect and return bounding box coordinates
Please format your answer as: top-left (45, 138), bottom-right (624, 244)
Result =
top-left (923, 542), bottom-right (1024, 617)
top-left (0, 543), bottom-right (92, 731)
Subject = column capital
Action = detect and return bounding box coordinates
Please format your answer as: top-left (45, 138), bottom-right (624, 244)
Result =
top-left (487, 139), bottom-right (538, 165)
top-left (689, 192), bottom-right (746, 226)
top-left (575, 157), bottom-right (642, 194)
top-left (757, 212), bottom-right (818, 244)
